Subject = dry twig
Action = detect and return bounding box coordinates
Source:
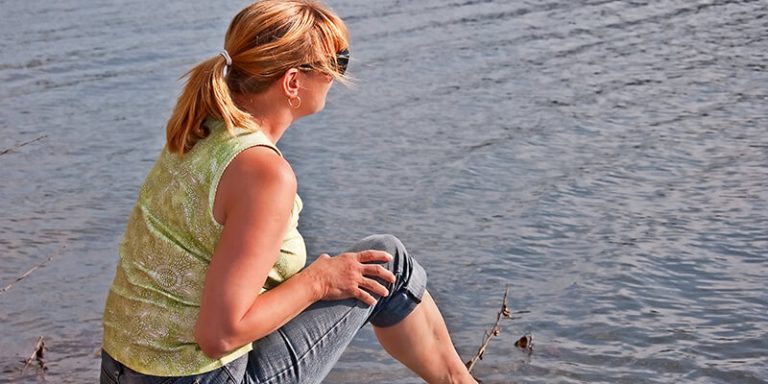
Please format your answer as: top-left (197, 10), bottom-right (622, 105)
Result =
top-left (465, 286), bottom-right (512, 373)
top-left (0, 245), bottom-right (67, 295)
top-left (20, 336), bottom-right (47, 375)
top-left (0, 135), bottom-right (48, 156)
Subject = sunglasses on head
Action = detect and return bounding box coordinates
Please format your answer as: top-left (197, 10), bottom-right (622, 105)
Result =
top-left (300, 49), bottom-right (349, 75)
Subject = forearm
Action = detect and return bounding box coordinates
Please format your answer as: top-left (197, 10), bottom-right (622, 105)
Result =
top-left (196, 268), bottom-right (321, 358)
top-left (195, 250), bottom-right (395, 359)
top-left (239, 268), bottom-right (323, 339)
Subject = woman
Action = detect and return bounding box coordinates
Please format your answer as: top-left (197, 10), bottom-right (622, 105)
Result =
top-left (101, 1), bottom-right (476, 383)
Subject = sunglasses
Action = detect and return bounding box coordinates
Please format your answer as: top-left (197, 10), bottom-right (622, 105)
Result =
top-left (300, 49), bottom-right (350, 75)
top-left (335, 49), bottom-right (350, 75)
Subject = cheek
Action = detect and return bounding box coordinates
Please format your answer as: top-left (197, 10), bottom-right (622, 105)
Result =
top-left (316, 83), bottom-right (332, 103)
top-left (305, 77), bottom-right (333, 112)
top-left (316, 95), bottom-right (328, 111)
top-left (308, 88), bottom-right (329, 112)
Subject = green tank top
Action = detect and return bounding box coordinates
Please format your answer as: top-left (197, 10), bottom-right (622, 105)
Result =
top-left (102, 119), bottom-right (306, 376)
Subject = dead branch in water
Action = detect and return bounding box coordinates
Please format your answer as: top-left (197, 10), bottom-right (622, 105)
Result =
top-left (0, 135), bottom-right (48, 156)
top-left (466, 286), bottom-right (532, 374)
top-left (0, 245), bottom-right (67, 295)
top-left (20, 336), bottom-right (47, 375)
top-left (466, 286), bottom-right (512, 373)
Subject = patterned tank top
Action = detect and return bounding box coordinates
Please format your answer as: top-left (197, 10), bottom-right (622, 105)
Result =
top-left (102, 119), bottom-right (306, 376)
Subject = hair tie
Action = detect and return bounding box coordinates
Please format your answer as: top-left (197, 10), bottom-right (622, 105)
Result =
top-left (219, 50), bottom-right (232, 77)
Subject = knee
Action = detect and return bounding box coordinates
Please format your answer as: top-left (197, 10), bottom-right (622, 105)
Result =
top-left (361, 235), bottom-right (428, 327)
top-left (359, 234), bottom-right (405, 255)
top-left (348, 234), bottom-right (425, 291)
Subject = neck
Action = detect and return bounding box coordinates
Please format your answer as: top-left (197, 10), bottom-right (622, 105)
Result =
top-left (233, 91), bottom-right (294, 144)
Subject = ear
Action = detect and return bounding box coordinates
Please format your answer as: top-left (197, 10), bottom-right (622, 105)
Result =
top-left (281, 68), bottom-right (302, 99)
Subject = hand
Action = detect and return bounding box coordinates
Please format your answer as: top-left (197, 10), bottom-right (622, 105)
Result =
top-left (304, 250), bottom-right (397, 306)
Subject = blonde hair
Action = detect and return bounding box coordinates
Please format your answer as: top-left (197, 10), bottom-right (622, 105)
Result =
top-left (166, 0), bottom-right (349, 153)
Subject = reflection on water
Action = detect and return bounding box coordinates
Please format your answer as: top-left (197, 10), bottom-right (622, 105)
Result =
top-left (1, 0), bottom-right (766, 383)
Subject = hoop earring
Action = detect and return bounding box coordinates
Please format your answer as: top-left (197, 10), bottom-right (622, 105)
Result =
top-left (288, 96), bottom-right (302, 109)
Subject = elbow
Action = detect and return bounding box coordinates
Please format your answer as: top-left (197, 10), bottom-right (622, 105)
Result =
top-left (196, 338), bottom-right (230, 360)
top-left (194, 322), bottom-right (238, 360)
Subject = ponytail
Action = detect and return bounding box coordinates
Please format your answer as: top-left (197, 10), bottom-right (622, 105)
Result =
top-left (165, 55), bottom-right (256, 154)
top-left (165, 0), bottom-right (349, 154)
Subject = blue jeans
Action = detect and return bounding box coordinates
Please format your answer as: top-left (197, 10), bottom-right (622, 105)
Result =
top-left (100, 234), bottom-right (427, 384)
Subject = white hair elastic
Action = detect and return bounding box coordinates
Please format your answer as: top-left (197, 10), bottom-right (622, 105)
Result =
top-left (219, 50), bottom-right (232, 77)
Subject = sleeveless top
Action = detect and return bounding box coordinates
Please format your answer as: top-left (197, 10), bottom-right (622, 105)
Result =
top-left (102, 119), bottom-right (306, 376)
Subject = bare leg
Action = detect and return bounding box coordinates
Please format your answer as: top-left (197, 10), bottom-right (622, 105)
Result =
top-left (373, 291), bottom-right (477, 384)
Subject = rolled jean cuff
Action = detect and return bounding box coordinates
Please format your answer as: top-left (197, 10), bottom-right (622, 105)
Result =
top-left (369, 263), bottom-right (426, 327)
top-left (364, 235), bottom-right (427, 328)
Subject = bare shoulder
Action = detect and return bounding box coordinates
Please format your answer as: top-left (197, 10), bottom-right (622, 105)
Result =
top-left (229, 146), bottom-right (296, 188)
top-left (214, 146), bottom-right (296, 224)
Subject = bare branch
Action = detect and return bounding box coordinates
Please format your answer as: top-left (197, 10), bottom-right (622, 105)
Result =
top-left (465, 286), bottom-right (511, 373)
top-left (21, 336), bottom-right (47, 375)
top-left (0, 135), bottom-right (48, 156)
top-left (1, 245), bottom-right (66, 295)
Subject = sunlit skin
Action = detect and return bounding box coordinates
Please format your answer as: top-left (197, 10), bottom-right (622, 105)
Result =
top-left (195, 67), bottom-right (478, 384)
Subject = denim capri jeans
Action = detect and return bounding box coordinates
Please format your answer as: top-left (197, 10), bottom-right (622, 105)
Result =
top-left (100, 234), bottom-right (427, 384)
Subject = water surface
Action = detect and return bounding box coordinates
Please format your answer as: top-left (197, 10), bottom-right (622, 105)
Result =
top-left (1, 0), bottom-right (766, 383)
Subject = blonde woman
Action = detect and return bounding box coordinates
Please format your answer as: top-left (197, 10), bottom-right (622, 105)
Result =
top-left (100, 1), bottom-right (476, 383)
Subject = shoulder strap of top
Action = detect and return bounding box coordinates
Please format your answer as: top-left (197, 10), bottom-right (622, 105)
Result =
top-left (203, 117), bottom-right (282, 157)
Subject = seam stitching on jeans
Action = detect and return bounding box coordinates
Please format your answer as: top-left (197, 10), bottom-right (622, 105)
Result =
top-left (277, 329), bottom-right (301, 380)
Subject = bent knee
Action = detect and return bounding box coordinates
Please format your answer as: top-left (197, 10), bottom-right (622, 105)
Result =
top-left (347, 234), bottom-right (425, 294)
top-left (357, 234), bottom-right (405, 255)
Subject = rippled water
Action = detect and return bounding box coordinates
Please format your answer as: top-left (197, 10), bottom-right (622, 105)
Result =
top-left (1, 0), bottom-right (767, 383)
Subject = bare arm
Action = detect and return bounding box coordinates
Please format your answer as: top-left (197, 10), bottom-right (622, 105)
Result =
top-left (194, 146), bottom-right (395, 358)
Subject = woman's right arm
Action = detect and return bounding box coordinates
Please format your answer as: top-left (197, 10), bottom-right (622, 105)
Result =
top-left (194, 146), bottom-right (395, 359)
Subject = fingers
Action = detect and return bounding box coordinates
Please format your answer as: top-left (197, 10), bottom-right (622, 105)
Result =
top-left (318, 250), bottom-right (398, 306)
top-left (361, 264), bottom-right (396, 284)
top-left (359, 277), bottom-right (390, 298)
top-left (353, 288), bottom-right (378, 306)
top-left (356, 250), bottom-right (393, 263)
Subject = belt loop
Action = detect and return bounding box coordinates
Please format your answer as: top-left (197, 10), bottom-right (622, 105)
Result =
top-left (115, 360), bottom-right (123, 384)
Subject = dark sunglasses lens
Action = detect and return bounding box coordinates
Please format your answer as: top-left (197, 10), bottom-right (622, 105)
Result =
top-left (336, 49), bottom-right (349, 75)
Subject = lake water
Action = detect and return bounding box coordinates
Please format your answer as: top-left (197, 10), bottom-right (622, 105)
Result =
top-left (1, 0), bottom-right (766, 383)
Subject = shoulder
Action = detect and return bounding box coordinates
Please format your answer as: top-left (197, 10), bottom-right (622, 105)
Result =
top-left (215, 145), bottom-right (296, 223)
top-left (228, 145), bottom-right (296, 190)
